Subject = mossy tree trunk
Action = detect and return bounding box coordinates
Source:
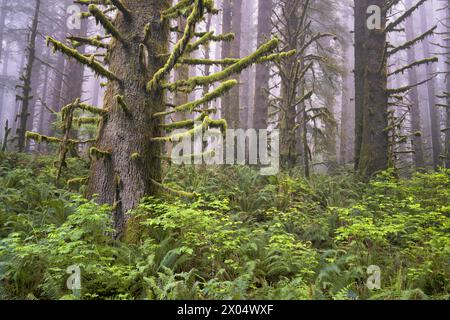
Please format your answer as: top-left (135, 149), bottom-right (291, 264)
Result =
top-left (357, 0), bottom-right (389, 176)
top-left (88, 0), bottom-right (170, 234)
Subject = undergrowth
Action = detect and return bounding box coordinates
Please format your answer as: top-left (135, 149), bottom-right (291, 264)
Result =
top-left (0, 153), bottom-right (448, 300)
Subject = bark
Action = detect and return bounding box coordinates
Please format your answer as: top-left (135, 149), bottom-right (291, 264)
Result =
top-left (405, 0), bottom-right (425, 167)
top-left (356, 0), bottom-right (389, 176)
top-left (354, 0), bottom-right (368, 169)
top-left (229, 0), bottom-right (242, 129)
top-left (253, 0), bottom-right (272, 130)
top-left (221, 0), bottom-right (232, 126)
top-left (420, 4), bottom-right (441, 168)
top-left (16, 0), bottom-right (41, 152)
top-left (88, 0), bottom-right (171, 236)
top-left (339, 9), bottom-right (355, 165)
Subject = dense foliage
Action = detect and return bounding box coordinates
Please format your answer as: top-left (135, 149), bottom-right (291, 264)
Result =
top-left (0, 153), bottom-right (448, 300)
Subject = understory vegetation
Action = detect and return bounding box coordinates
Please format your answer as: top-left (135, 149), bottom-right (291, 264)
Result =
top-left (0, 152), bottom-right (448, 300)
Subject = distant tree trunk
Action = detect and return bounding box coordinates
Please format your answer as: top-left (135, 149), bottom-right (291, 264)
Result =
top-left (221, 0), bottom-right (232, 125)
top-left (12, 46), bottom-right (27, 138)
top-left (354, 0), bottom-right (367, 170)
top-left (174, 16), bottom-right (189, 119)
top-left (420, 4), bottom-right (441, 168)
top-left (355, 0), bottom-right (389, 176)
top-left (253, 0), bottom-right (272, 130)
top-left (48, 23), bottom-right (68, 136)
top-left (16, 0), bottom-right (41, 152)
top-left (0, 0), bottom-right (7, 64)
top-left (229, 0), bottom-right (242, 128)
top-left (0, 50), bottom-right (9, 126)
top-left (62, 20), bottom-right (88, 105)
top-left (340, 10), bottom-right (355, 165)
top-left (37, 50), bottom-right (51, 152)
top-left (239, 0), bottom-right (254, 129)
top-left (405, 0), bottom-right (425, 168)
top-left (445, 1), bottom-right (450, 168)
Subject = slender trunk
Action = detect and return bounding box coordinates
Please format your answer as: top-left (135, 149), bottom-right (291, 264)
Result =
top-left (253, 0), bottom-right (272, 130)
top-left (221, 0), bottom-right (232, 126)
top-left (420, 4), bottom-right (441, 168)
top-left (17, 0), bottom-right (41, 152)
top-left (229, 0), bottom-right (242, 128)
top-left (405, 0), bottom-right (425, 167)
top-left (445, 1), bottom-right (450, 168)
top-left (0, 0), bottom-right (7, 64)
top-left (0, 50), bottom-right (9, 128)
top-left (354, 0), bottom-right (367, 170)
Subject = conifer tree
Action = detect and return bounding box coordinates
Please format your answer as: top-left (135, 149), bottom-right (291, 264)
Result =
top-left (354, 0), bottom-right (438, 176)
top-left (26, 0), bottom-right (290, 235)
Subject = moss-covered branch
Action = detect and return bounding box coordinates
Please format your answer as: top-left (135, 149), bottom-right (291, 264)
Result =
top-left (115, 95), bottom-right (129, 114)
top-left (388, 57), bottom-right (438, 77)
top-left (152, 116), bottom-right (227, 143)
top-left (153, 80), bottom-right (237, 118)
top-left (150, 178), bottom-right (197, 198)
top-left (26, 131), bottom-right (60, 144)
top-left (67, 36), bottom-right (110, 49)
top-left (90, 147), bottom-right (112, 159)
top-left (388, 26), bottom-right (437, 56)
top-left (88, 4), bottom-right (123, 41)
top-left (110, 0), bottom-right (130, 16)
top-left (46, 36), bottom-right (118, 80)
top-left (147, 0), bottom-right (205, 91)
top-left (164, 38), bottom-right (280, 92)
top-left (385, 0), bottom-right (427, 33)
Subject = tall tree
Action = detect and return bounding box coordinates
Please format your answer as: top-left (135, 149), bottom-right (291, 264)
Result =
top-left (419, 2), bottom-right (442, 168)
top-left (253, 0), bottom-right (272, 131)
top-left (28, 0), bottom-right (288, 236)
top-left (16, 0), bottom-right (41, 152)
top-left (404, 0), bottom-right (425, 167)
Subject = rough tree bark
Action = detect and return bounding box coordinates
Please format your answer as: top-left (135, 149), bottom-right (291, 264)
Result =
top-left (356, 0), bottom-right (389, 176)
top-left (16, 0), bottom-right (41, 152)
top-left (88, 1), bottom-right (171, 234)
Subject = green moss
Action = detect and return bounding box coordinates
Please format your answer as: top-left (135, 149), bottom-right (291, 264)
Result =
top-left (26, 131), bottom-right (60, 144)
top-left (89, 147), bottom-right (112, 160)
top-left (164, 38), bottom-right (280, 92)
top-left (46, 36), bottom-right (118, 81)
top-left (154, 80), bottom-right (236, 118)
top-left (88, 5), bottom-right (123, 41)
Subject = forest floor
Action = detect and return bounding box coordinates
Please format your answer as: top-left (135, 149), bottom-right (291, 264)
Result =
top-left (0, 152), bottom-right (449, 300)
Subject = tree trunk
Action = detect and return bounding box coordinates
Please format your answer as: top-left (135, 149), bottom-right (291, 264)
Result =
top-left (253, 0), bottom-right (272, 130)
top-left (445, 1), bottom-right (450, 168)
top-left (420, 3), bottom-right (441, 168)
top-left (221, 0), bottom-right (233, 126)
top-left (405, 0), bottom-right (425, 168)
top-left (0, 0), bottom-right (7, 64)
top-left (356, 0), bottom-right (389, 176)
top-left (88, 0), bottom-right (170, 236)
top-left (16, 0), bottom-right (41, 152)
top-left (229, 0), bottom-right (242, 128)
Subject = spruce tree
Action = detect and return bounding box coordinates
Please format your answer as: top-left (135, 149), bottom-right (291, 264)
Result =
top-left (26, 0), bottom-right (290, 235)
